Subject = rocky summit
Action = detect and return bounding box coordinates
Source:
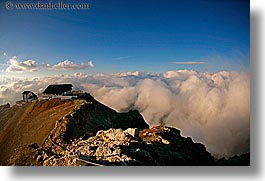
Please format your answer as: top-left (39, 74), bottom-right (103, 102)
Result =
top-left (1, 93), bottom-right (216, 166)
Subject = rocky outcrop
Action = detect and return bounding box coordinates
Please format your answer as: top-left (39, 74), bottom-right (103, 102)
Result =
top-left (215, 152), bottom-right (250, 166)
top-left (42, 95), bottom-right (149, 145)
top-left (8, 126), bottom-right (215, 166)
top-left (0, 94), bottom-right (148, 165)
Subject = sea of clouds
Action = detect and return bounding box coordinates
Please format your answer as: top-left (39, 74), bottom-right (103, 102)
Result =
top-left (0, 70), bottom-right (250, 158)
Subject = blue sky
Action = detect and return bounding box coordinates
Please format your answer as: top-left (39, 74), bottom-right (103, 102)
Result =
top-left (0, 0), bottom-right (250, 76)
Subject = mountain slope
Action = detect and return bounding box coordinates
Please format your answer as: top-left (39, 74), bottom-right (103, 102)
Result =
top-left (0, 94), bottom-right (148, 165)
top-left (1, 93), bottom-right (250, 166)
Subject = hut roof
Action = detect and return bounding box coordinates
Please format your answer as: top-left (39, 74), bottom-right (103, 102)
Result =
top-left (22, 91), bottom-right (33, 95)
top-left (43, 84), bottom-right (73, 95)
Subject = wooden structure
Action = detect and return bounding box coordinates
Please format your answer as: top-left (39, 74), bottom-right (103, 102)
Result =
top-left (22, 91), bottom-right (38, 103)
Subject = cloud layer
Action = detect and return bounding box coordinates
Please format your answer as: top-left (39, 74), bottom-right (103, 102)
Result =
top-left (0, 70), bottom-right (250, 158)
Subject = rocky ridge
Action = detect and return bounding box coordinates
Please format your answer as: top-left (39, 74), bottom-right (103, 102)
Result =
top-left (8, 126), bottom-right (214, 166)
top-left (0, 93), bottom-right (148, 165)
top-left (1, 93), bottom-right (222, 166)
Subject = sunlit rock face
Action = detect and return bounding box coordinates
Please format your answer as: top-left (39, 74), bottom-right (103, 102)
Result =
top-left (8, 126), bottom-right (215, 166)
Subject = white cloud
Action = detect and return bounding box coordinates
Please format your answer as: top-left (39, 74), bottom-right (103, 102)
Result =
top-left (88, 60), bottom-right (94, 68)
top-left (3, 53), bottom-right (93, 72)
top-left (5, 56), bottom-right (37, 72)
top-left (0, 70), bottom-right (250, 158)
top-left (174, 61), bottom-right (207, 65)
top-left (46, 60), bottom-right (88, 71)
top-left (112, 56), bottom-right (132, 60)
top-left (116, 71), bottom-right (140, 77)
top-left (41, 63), bottom-right (51, 69)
